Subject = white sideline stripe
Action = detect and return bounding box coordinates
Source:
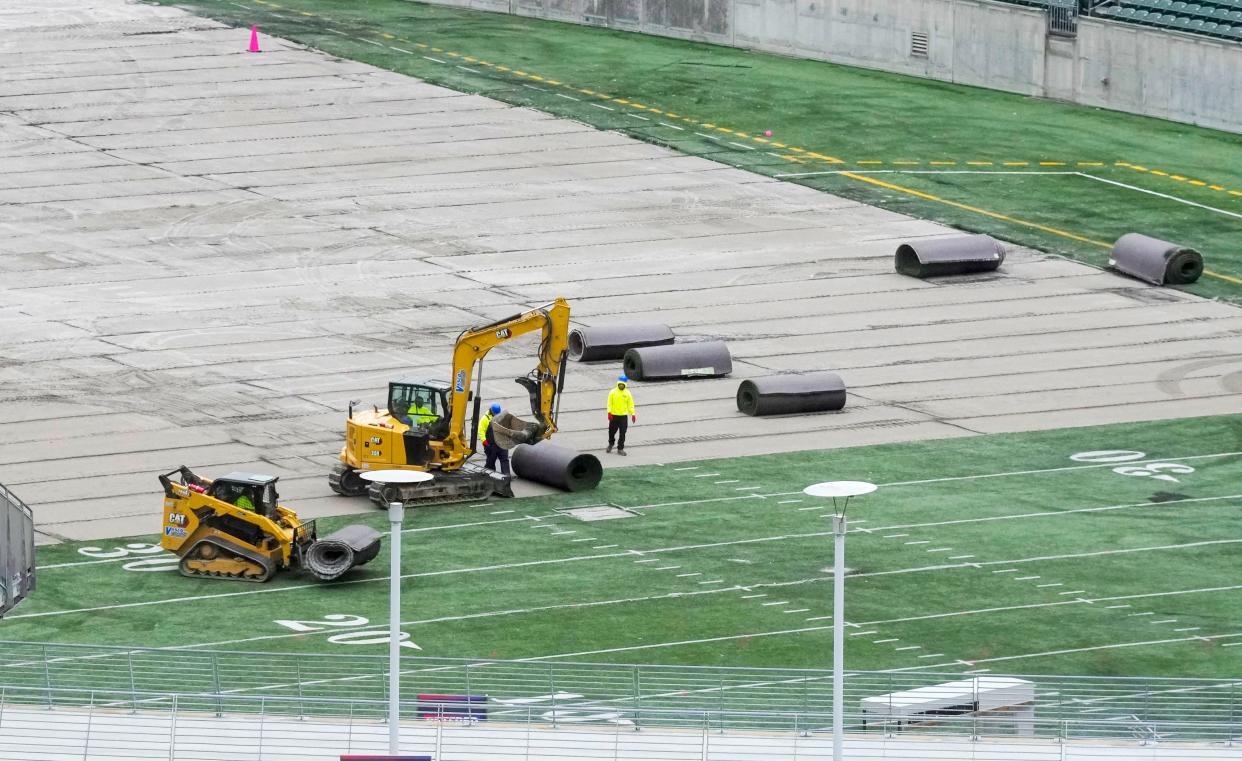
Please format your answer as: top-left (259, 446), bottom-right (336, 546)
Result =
top-left (784, 608), bottom-right (810, 613)
top-left (422, 56), bottom-right (447, 63)
top-left (23, 525), bottom-right (1242, 621)
top-left (388, 46), bottom-right (414, 54)
top-left (659, 122), bottom-right (684, 130)
top-left (863, 493), bottom-right (1242, 535)
top-left (1078, 172), bottom-right (1242, 220)
top-left (886, 632), bottom-right (1242, 673)
top-left (878, 451), bottom-right (1242, 488)
top-left (158, 582), bottom-right (1242, 655)
top-left (40, 515), bottom-right (536, 570)
top-left (894, 645), bottom-right (922, 651)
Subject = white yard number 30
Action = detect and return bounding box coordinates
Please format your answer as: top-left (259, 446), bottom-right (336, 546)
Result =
top-left (1070, 450), bottom-right (1195, 483)
top-left (273, 614), bottom-right (423, 650)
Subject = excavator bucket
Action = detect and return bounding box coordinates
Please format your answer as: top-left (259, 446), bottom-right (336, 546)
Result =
top-left (303, 524), bottom-right (383, 581)
top-left (490, 410), bottom-right (543, 450)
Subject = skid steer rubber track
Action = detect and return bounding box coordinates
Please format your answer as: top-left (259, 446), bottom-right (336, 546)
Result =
top-left (366, 466), bottom-right (502, 509)
top-left (179, 536), bottom-right (275, 582)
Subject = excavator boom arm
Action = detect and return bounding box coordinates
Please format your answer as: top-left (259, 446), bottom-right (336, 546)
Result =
top-left (443, 298), bottom-right (570, 466)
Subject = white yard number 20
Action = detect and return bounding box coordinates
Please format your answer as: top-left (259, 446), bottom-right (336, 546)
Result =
top-left (273, 614), bottom-right (423, 650)
top-left (1070, 450), bottom-right (1195, 483)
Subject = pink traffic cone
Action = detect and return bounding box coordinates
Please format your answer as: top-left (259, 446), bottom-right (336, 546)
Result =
top-left (248, 25), bottom-right (261, 53)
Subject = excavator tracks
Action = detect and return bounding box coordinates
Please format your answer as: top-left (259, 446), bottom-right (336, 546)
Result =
top-left (179, 536), bottom-right (275, 583)
top-left (365, 466), bottom-right (506, 509)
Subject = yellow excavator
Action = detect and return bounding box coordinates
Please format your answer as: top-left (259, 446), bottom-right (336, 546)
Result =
top-left (160, 466), bottom-right (381, 582)
top-left (329, 298), bottom-right (572, 507)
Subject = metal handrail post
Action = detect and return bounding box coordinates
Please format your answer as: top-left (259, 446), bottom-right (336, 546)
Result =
top-left (211, 653), bottom-right (222, 717)
top-left (296, 660), bottom-right (305, 720)
top-left (168, 693), bottom-right (178, 761)
top-left (632, 664), bottom-right (641, 729)
top-left (259, 697), bottom-right (267, 757)
top-left (549, 665), bottom-right (557, 728)
top-left (128, 651), bottom-right (138, 714)
top-left (42, 644), bottom-right (52, 708)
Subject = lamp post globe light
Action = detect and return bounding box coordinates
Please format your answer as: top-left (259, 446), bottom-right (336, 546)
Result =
top-left (359, 469), bottom-right (434, 755)
top-left (803, 480), bottom-right (877, 761)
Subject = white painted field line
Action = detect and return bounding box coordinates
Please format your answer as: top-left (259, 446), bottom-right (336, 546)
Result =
top-left (1057, 590), bottom-right (1086, 596)
top-left (694, 132), bottom-right (720, 141)
top-left (570, 538), bottom-right (597, 543)
top-left (735, 486), bottom-right (762, 491)
top-left (879, 452), bottom-right (1242, 488)
top-left (917, 653), bottom-right (945, 659)
top-left (1014, 576), bottom-right (1040, 581)
top-left (715, 480), bottom-right (740, 484)
top-left (591, 103), bottom-right (614, 111)
top-left (948, 555), bottom-right (974, 560)
top-left (457, 66), bottom-right (482, 74)
top-left (165, 578), bottom-right (1242, 650)
top-left (388, 46), bottom-right (415, 54)
top-left (422, 55), bottom-right (447, 64)
top-left (360, 38), bottom-right (385, 47)
top-left (849, 630), bottom-right (877, 637)
top-left (41, 515), bottom-right (536, 570)
top-left (887, 632), bottom-right (1242, 673)
top-left (884, 534), bottom-right (908, 539)
top-left (778, 499), bottom-right (802, 505)
top-left (1038, 583), bottom-right (1064, 588)
top-left (1150, 619), bottom-right (1179, 625)
top-left (894, 645), bottom-right (922, 651)
top-left (626, 113), bottom-right (650, 121)
top-left (654, 565), bottom-right (681, 571)
top-left (556, 93), bottom-right (580, 101)
top-left (904, 540), bottom-right (930, 545)
top-left (1174, 627), bottom-right (1201, 632)
top-left (593, 544), bottom-right (618, 550)
top-left (659, 122), bottom-right (684, 130)
top-left (673, 466), bottom-right (699, 471)
top-left (633, 558), bottom-right (659, 563)
top-left (728, 141), bottom-right (755, 151)
top-left (491, 510), bottom-right (514, 515)
top-left (761, 600), bottom-right (790, 606)
top-left (864, 493), bottom-right (1242, 535)
top-left (550, 530), bottom-right (576, 536)
top-left (676, 572), bottom-right (702, 578)
top-left (692, 473), bottom-right (722, 478)
top-left (1077, 172), bottom-right (1242, 220)
top-left (698, 579), bottom-right (724, 585)
top-left (872, 638), bottom-right (899, 644)
top-left (784, 608), bottom-right (810, 614)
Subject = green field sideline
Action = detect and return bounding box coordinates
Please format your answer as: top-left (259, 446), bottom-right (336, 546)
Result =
top-left (6, 414), bottom-right (1241, 679)
top-left (147, 0), bottom-right (1242, 300)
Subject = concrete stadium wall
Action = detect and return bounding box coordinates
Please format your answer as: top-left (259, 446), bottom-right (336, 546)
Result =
top-left (425, 0), bottom-right (1242, 133)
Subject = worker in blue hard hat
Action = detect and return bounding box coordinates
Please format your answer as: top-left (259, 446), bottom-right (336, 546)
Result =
top-left (606, 375), bottom-right (637, 456)
top-left (480, 403), bottom-right (511, 477)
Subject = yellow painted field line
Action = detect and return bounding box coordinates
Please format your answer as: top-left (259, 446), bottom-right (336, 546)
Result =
top-left (840, 172), bottom-right (1112, 248)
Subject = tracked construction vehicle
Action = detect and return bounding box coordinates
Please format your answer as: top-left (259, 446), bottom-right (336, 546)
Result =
top-left (329, 299), bottom-right (572, 508)
top-left (159, 467), bottom-right (381, 583)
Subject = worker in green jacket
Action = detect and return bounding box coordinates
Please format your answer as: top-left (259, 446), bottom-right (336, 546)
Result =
top-left (606, 375), bottom-right (637, 456)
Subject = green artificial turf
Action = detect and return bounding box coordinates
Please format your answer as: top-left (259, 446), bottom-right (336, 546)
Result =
top-left (5, 413), bottom-right (1242, 682)
top-left (146, 0), bottom-right (1242, 300)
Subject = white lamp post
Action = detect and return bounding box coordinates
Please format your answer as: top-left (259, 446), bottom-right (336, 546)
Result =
top-left (359, 469), bottom-right (434, 755)
top-left (803, 480), bottom-right (877, 761)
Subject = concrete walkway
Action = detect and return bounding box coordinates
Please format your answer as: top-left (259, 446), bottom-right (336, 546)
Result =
top-left (1, 0), bottom-right (1240, 541)
top-left (1, 706), bottom-right (1239, 760)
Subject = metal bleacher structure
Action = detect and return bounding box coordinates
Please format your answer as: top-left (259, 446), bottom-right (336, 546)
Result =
top-left (996, 0), bottom-right (1242, 41)
top-left (1092, 0), bottom-right (1242, 41)
top-left (1, 641), bottom-right (1240, 759)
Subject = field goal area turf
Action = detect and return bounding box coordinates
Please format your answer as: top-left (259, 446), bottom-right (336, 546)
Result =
top-left (4, 414), bottom-right (1241, 682)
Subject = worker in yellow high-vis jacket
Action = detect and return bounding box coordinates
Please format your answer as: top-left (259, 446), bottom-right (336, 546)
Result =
top-left (606, 375), bottom-right (637, 456)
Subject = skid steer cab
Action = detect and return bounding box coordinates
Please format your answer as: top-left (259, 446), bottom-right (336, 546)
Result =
top-left (159, 466), bottom-right (381, 583)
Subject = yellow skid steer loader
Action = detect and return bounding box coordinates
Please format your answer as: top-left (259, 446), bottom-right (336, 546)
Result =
top-left (160, 467), bottom-right (381, 583)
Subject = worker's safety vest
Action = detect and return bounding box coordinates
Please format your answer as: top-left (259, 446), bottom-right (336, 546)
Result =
top-left (411, 405), bottom-right (436, 424)
top-left (478, 412), bottom-right (494, 444)
top-left (235, 494), bottom-right (254, 510)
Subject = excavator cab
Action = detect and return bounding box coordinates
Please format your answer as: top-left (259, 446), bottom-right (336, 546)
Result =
top-left (388, 377), bottom-right (451, 465)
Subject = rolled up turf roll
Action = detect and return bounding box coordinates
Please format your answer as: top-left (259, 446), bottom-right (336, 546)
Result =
top-left (512, 441), bottom-right (603, 492)
top-left (737, 373), bottom-right (847, 416)
top-left (567, 324), bottom-right (675, 362)
top-left (623, 341), bottom-right (732, 381)
top-left (894, 235), bottom-right (1005, 278)
top-left (304, 524), bottom-right (382, 581)
top-left (1109, 233), bottom-right (1204, 285)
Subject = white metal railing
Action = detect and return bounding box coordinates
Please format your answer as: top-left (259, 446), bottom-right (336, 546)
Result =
top-left (1, 641), bottom-right (1240, 744)
top-left (0, 687), bottom-right (1240, 761)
